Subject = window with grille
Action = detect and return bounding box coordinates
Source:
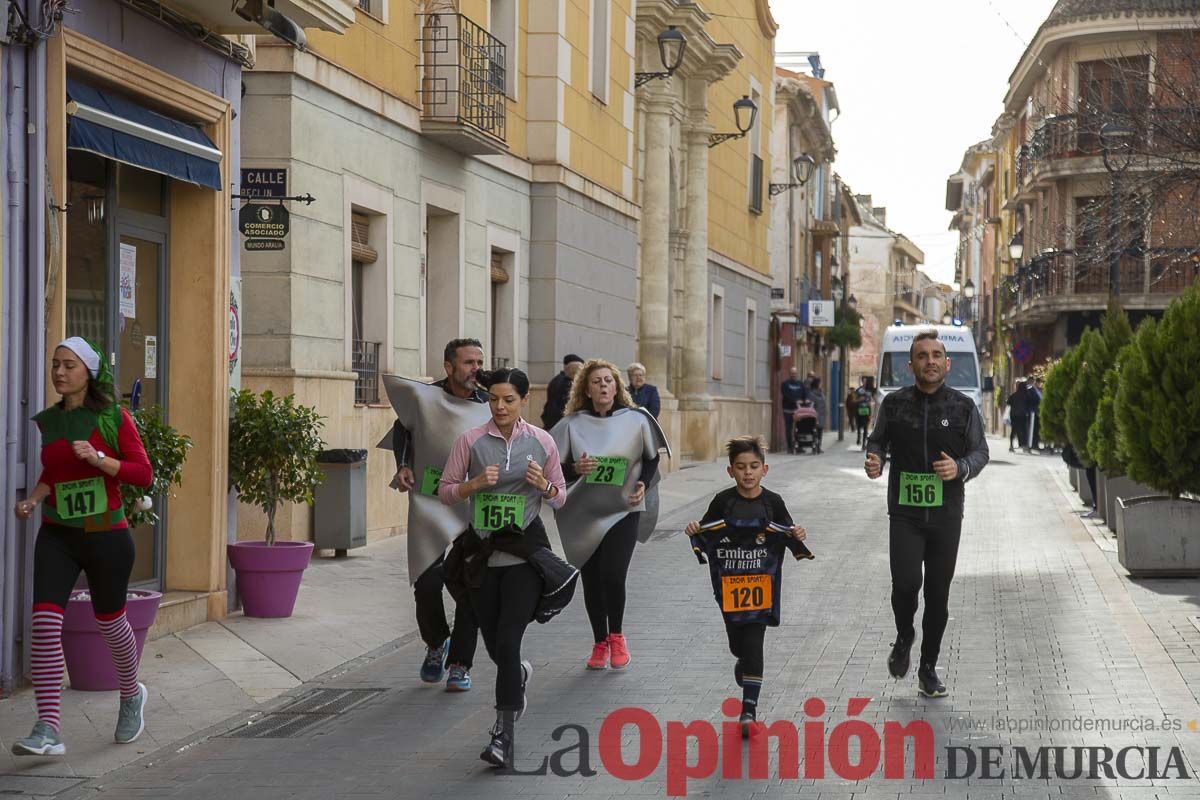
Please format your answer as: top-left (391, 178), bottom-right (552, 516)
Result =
top-left (350, 212), bottom-right (382, 404)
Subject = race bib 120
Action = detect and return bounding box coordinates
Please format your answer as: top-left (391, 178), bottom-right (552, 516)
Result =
top-left (899, 472), bottom-right (943, 507)
top-left (720, 574), bottom-right (772, 613)
top-left (474, 492), bottom-right (525, 532)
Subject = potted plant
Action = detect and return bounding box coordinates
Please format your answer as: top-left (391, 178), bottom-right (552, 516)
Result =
top-left (1065, 301), bottom-right (1132, 520)
top-left (1041, 345), bottom-right (1083, 492)
top-left (1113, 284), bottom-right (1200, 577)
top-left (63, 406), bottom-right (191, 691)
top-left (227, 389), bottom-right (325, 617)
top-left (1087, 342), bottom-right (1152, 531)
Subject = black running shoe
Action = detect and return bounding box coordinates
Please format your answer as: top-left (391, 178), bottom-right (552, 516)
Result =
top-left (734, 659), bottom-right (743, 688)
top-left (887, 636), bottom-right (913, 679)
top-left (917, 664), bottom-right (948, 698)
top-left (739, 710), bottom-right (756, 739)
top-left (480, 722), bottom-right (512, 768)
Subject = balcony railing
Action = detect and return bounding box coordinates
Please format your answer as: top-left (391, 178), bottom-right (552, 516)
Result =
top-left (418, 13), bottom-right (507, 155)
top-left (353, 340), bottom-right (381, 405)
top-left (1002, 249), bottom-right (1200, 311)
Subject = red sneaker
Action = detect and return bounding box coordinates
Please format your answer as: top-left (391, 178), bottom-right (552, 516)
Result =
top-left (608, 634), bottom-right (630, 670)
top-left (586, 641), bottom-right (609, 670)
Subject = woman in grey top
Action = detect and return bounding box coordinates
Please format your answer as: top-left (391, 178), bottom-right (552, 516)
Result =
top-left (439, 368), bottom-right (567, 767)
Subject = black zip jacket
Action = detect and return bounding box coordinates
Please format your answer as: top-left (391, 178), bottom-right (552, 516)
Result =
top-left (866, 384), bottom-right (989, 522)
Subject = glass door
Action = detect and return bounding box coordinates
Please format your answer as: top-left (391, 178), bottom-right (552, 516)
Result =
top-left (115, 229), bottom-right (167, 585)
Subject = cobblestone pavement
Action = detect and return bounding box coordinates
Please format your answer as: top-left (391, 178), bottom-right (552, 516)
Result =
top-left (20, 438), bottom-right (1200, 798)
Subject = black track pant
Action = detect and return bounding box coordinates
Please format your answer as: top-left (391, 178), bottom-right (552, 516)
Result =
top-left (469, 562), bottom-right (542, 711)
top-left (888, 514), bottom-right (963, 667)
top-left (724, 621), bottom-right (765, 678)
top-left (33, 524), bottom-right (134, 614)
top-left (413, 556), bottom-right (479, 668)
top-left (783, 411), bottom-right (798, 452)
top-left (580, 512), bottom-right (639, 643)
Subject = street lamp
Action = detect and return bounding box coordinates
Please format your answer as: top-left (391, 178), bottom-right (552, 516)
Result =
top-left (962, 278), bottom-right (976, 300)
top-left (942, 311), bottom-right (953, 325)
top-left (709, 95), bottom-right (759, 148)
top-left (1008, 230), bottom-right (1024, 262)
top-left (770, 153), bottom-right (817, 196)
top-left (1101, 119), bottom-right (1135, 296)
top-left (635, 26), bottom-right (688, 87)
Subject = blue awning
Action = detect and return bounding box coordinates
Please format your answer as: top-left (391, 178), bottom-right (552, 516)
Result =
top-left (66, 80), bottom-right (223, 191)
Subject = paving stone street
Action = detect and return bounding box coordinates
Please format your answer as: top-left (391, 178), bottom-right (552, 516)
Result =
top-left (8, 436), bottom-right (1200, 799)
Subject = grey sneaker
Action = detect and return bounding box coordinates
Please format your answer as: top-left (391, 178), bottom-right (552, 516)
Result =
top-left (516, 660), bottom-right (532, 721)
top-left (114, 682), bottom-right (148, 744)
top-left (11, 720), bottom-right (65, 756)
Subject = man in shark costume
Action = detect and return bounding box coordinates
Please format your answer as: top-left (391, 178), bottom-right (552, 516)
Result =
top-left (381, 339), bottom-right (492, 691)
top-left (550, 363), bottom-right (670, 671)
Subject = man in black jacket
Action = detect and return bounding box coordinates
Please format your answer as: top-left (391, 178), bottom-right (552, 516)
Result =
top-left (865, 330), bottom-right (989, 698)
top-left (541, 354), bottom-right (584, 429)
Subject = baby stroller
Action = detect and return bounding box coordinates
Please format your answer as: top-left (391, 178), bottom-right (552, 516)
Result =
top-left (791, 402), bottom-right (821, 454)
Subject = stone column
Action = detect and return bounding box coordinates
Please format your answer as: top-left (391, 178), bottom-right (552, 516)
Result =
top-left (638, 93), bottom-right (673, 387)
top-left (678, 86), bottom-right (719, 462)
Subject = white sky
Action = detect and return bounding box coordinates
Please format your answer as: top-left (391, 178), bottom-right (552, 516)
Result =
top-left (773, 0), bottom-right (1057, 285)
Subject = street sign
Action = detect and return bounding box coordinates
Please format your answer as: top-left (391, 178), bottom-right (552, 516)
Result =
top-left (1013, 340), bottom-right (1033, 364)
top-left (244, 238), bottom-right (286, 251)
top-left (240, 168), bottom-right (288, 199)
top-left (239, 203), bottom-right (290, 238)
top-left (808, 300), bottom-right (835, 328)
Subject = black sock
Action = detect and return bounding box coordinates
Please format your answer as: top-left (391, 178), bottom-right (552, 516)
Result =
top-left (741, 676), bottom-right (761, 716)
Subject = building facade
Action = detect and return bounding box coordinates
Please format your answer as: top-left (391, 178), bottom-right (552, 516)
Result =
top-left (2, 0), bottom-right (356, 689)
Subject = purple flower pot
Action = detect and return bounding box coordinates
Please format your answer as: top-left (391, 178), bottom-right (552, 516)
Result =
top-left (62, 589), bottom-right (162, 692)
top-left (228, 541), bottom-right (314, 618)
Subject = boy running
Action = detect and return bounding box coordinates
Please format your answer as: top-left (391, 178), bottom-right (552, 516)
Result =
top-left (685, 436), bottom-right (812, 736)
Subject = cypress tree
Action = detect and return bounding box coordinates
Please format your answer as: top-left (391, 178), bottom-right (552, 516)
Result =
top-left (1040, 345), bottom-right (1082, 445)
top-left (1114, 282), bottom-right (1200, 499)
top-left (1066, 301), bottom-right (1133, 465)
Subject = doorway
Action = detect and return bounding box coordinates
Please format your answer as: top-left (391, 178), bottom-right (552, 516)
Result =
top-left (65, 151), bottom-right (170, 587)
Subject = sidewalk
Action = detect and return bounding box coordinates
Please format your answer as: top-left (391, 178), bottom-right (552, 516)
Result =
top-left (0, 446), bottom-right (743, 786)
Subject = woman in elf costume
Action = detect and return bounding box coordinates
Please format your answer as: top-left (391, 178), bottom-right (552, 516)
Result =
top-left (11, 337), bottom-right (153, 756)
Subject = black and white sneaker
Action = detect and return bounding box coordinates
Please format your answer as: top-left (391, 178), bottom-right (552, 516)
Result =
top-left (887, 636), bottom-right (913, 679)
top-left (516, 660), bottom-right (532, 721)
top-left (480, 721), bottom-right (512, 768)
top-left (739, 710), bottom-right (757, 739)
top-left (917, 664), bottom-right (948, 698)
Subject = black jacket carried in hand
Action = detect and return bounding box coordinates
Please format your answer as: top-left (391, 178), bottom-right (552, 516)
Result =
top-left (443, 525), bottom-right (579, 624)
top-left (866, 384), bottom-right (990, 522)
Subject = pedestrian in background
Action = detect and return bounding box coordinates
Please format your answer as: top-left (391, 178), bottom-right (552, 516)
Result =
top-left (807, 378), bottom-right (827, 454)
top-left (781, 367), bottom-right (808, 454)
top-left (626, 362), bottom-right (660, 419)
top-left (1027, 378), bottom-right (1043, 452)
top-left (541, 354), bottom-right (584, 430)
top-left (854, 382), bottom-right (873, 446)
top-left (1007, 380), bottom-right (1029, 453)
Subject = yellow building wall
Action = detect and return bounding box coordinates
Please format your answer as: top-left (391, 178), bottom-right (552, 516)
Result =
top-left (563, 0), bottom-right (635, 196)
top-left (305, 1), bottom-right (531, 160)
top-left (704, 0), bottom-right (775, 274)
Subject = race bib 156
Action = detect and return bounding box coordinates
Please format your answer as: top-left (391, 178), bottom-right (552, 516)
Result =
top-left (899, 472), bottom-right (943, 507)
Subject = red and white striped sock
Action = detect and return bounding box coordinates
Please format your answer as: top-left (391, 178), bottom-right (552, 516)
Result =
top-left (30, 603), bottom-right (65, 732)
top-left (95, 610), bottom-right (139, 700)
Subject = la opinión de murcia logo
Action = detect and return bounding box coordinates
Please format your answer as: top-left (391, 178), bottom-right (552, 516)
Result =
top-left (494, 698), bottom-right (1193, 796)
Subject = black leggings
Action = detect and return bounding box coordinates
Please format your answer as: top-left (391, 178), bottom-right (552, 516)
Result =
top-left (580, 512), bottom-right (639, 643)
top-left (888, 515), bottom-right (963, 666)
top-left (33, 524), bottom-right (134, 614)
top-left (469, 562), bottom-right (542, 711)
top-left (413, 556), bottom-right (479, 668)
top-left (725, 621), bottom-right (765, 678)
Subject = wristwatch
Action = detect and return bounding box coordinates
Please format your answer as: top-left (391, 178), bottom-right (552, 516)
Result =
top-left (94, 450), bottom-right (106, 467)
top-left (541, 482), bottom-right (556, 499)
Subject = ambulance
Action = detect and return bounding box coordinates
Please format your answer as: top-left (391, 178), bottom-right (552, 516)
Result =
top-left (874, 323), bottom-right (984, 417)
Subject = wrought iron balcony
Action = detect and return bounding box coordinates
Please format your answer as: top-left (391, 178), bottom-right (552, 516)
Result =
top-left (1002, 249), bottom-right (1199, 323)
top-left (418, 13), bottom-right (508, 155)
top-left (352, 340), bottom-right (381, 405)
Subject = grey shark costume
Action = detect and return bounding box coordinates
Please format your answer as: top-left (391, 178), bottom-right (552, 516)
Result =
top-left (550, 407), bottom-right (671, 567)
top-left (378, 374), bottom-right (492, 584)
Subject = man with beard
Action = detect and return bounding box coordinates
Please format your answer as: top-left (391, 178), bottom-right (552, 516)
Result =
top-left (392, 339), bottom-right (487, 691)
top-left (864, 330), bottom-right (989, 698)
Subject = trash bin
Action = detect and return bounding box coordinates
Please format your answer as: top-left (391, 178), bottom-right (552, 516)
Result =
top-left (313, 448), bottom-right (369, 556)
